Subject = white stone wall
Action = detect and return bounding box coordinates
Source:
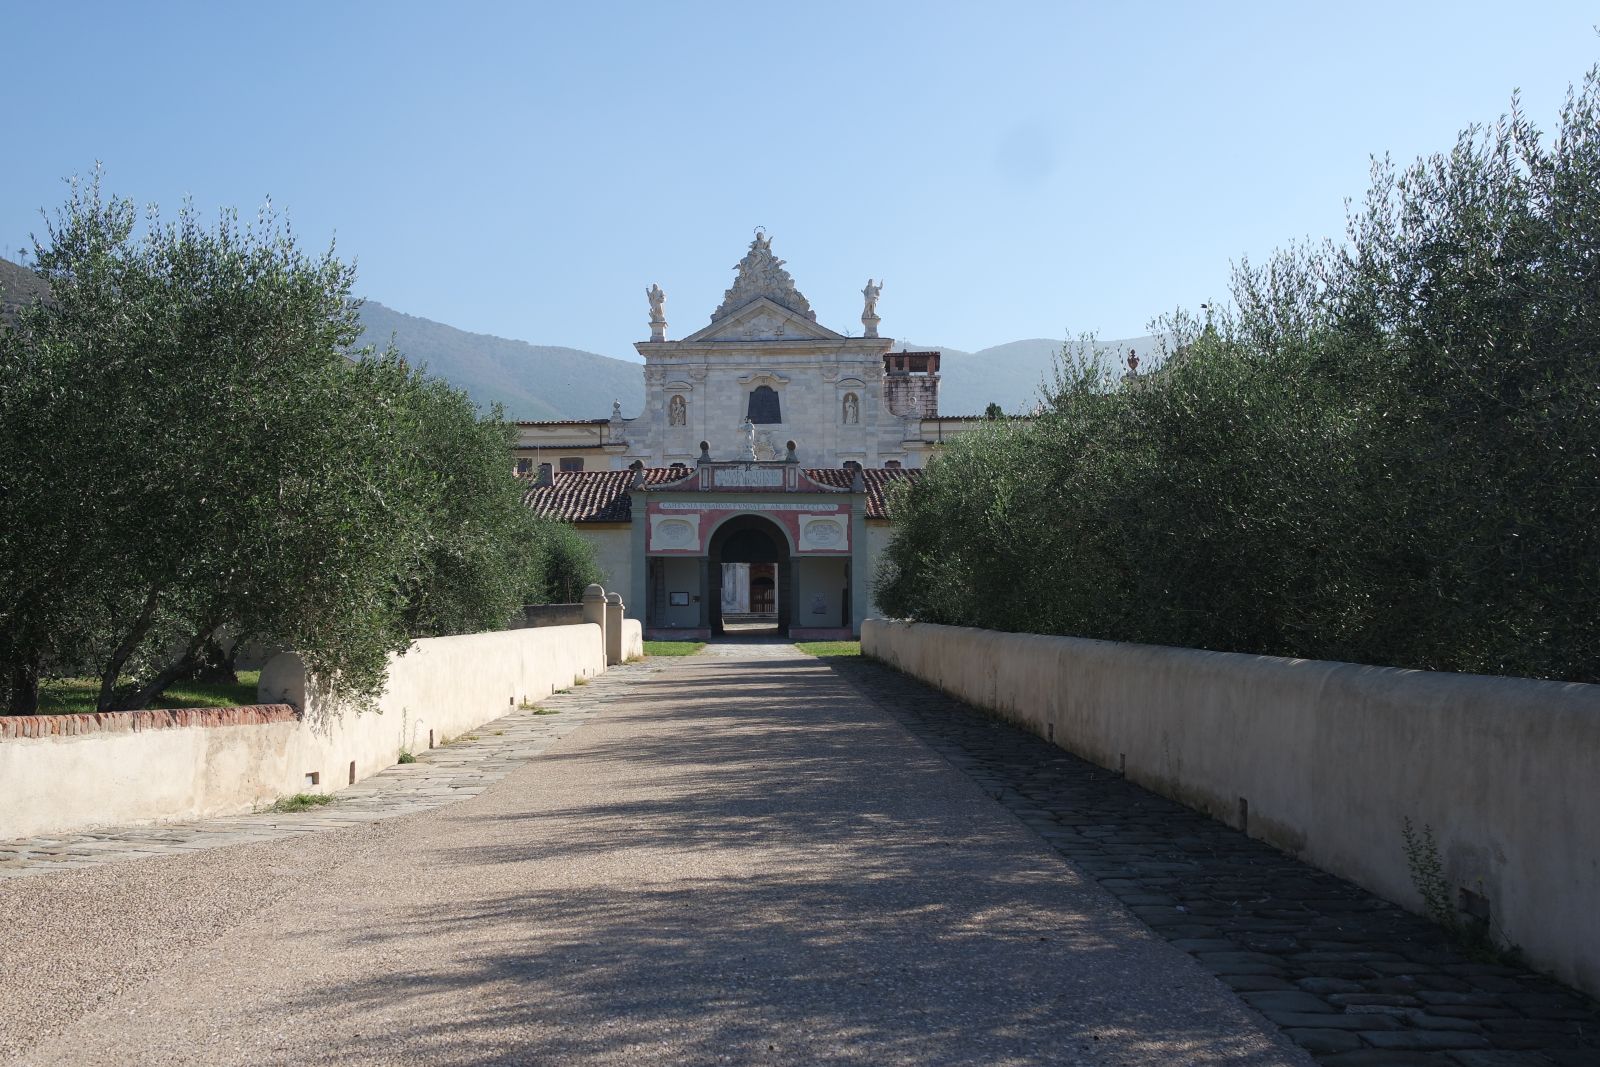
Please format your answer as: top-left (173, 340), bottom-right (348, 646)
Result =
top-left (630, 351), bottom-right (916, 468)
top-left (864, 619), bottom-right (1600, 999)
top-left (0, 626), bottom-right (609, 840)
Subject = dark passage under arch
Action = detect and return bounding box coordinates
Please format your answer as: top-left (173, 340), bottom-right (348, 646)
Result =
top-left (708, 514), bottom-right (791, 636)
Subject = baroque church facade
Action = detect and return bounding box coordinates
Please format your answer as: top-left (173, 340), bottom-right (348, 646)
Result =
top-left (519, 233), bottom-right (981, 638)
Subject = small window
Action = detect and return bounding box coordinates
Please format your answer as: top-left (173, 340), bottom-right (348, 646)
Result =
top-left (747, 385), bottom-right (781, 424)
top-left (514, 458), bottom-right (532, 476)
top-left (559, 457), bottom-right (584, 472)
top-left (884, 459), bottom-right (902, 469)
top-left (538, 462), bottom-right (553, 480)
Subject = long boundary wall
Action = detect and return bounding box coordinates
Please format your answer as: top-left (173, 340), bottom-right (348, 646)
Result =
top-left (1, 623), bottom-right (608, 841)
top-left (863, 619), bottom-right (1600, 997)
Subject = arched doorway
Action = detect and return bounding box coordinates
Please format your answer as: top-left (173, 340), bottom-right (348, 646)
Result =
top-left (708, 514), bottom-right (791, 637)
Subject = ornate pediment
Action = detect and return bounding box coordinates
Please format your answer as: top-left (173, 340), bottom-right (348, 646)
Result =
top-left (682, 297), bottom-right (844, 344)
top-left (709, 232), bottom-right (815, 323)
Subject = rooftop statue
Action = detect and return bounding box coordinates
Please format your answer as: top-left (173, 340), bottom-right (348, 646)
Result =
top-left (709, 230), bottom-right (816, 323)
top-left (738, 416), bottom-right (758, 461)
top-left (862, 278), bottom-right (882, 318)
top-left (646, 283), bottom-right (667, 341)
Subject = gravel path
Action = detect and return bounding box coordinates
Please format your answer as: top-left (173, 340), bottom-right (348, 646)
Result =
top-left (2, 641), bottom-right (1305, 1066)
top-left (0, 666), bottom-right (636, 880)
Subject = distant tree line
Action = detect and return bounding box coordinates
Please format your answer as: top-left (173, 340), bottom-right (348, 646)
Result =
top-left (0, 172), bottom-right (598, 715)
top-left (876, 67), bottom-right (1600, 683)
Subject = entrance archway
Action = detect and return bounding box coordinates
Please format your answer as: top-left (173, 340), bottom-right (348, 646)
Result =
top-left (708, 514), bottom-right (791, 637)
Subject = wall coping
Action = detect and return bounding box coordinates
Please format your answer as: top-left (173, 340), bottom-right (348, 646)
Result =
top-left (0, 704), bottom-right (299, 741)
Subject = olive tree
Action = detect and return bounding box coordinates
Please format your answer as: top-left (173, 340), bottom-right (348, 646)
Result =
top-left (0, 172), bottom-right (587, 713)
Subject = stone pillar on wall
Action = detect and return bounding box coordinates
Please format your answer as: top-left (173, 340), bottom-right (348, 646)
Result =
top-left (605, 592), bottom-right (625, 665)
top-left (582, 584), bottom-right (607, 664)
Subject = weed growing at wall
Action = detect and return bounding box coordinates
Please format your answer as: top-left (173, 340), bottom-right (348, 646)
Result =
top-left (268, 793), bottom-right (335, 814)
top-left (1401, 817), bottom-right (1522, 965)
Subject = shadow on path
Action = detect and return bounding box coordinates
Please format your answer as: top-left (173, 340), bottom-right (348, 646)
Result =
top-left (819, 655), bottom-right (1600, 1066)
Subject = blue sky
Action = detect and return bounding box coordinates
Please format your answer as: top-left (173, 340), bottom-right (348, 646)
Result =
top-left (4, 2), bottom-right (1595, 360)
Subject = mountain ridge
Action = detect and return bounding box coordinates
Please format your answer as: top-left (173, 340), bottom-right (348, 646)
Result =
top-left (3, 256), bottom-right (1161, 420)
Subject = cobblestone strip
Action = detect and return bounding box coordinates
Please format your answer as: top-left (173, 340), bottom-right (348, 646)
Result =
top-left (829, 656), bottom-right (1600, 1067)
top-left (0, 661), bottom-right (655, 880)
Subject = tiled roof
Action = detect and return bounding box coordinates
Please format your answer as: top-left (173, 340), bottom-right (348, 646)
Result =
top-left (803, 467), bottom-right (922, 519)
top-left (514, 418), bottom-right (611, 427)
top-left (523, 466), bottom-right (921, 523)
top-left (521, 468), bottom-right (683, 522)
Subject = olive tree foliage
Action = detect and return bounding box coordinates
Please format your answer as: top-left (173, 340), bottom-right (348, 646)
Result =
top-left (877, 68), bottom-right (1600, 683)
top-left (524, 518), bottom-right (604, 606)
top-left (0, 172), bottom-right (592, 713)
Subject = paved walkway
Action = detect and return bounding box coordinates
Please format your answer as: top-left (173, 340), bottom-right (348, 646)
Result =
top-left (833, 655), bottom-right (1600, 1067)
top-left (2, 642), bottom-right (1304, 1066)
top-left (0, 666), bottom-right (644, 880)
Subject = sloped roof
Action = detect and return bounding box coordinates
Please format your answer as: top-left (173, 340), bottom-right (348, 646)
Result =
top-left (802, 467), bottom-right (922, 519)
top-left (521, 468), bottom-right (682, 522)
top-left (523, 466), bottom-right (921, 523)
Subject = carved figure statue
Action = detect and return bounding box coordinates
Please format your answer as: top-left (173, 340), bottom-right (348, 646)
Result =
top-left (843, 392), bottom-right (859, 425)
top-left (861, 278), bottom-right (883, 317)
top-left (668, 394), bottom-right (686, 427)
top-left (738, 416), bottom-right (757, 460)
top-left (646, 283), bottom-right (666, 321)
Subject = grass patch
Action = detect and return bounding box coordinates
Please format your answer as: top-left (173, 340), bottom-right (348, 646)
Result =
top-left (644, 640), bottom-right (706, 657)
top-left (269, 792), bottom-right (334, 813)
top-left (533, 708), bottom-right (560, 715)
top-left (34, 669), bottom-right (263, 716)
top-left (794, 641), bottom-right (861, 659)
top-left (397, 750), bottom-right (417, 764)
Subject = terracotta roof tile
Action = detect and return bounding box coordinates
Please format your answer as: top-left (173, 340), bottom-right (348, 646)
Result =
top-left (802, 467), bottom-right (921, 519)
top-left (524, 465), bottom-right (920, 524)
top-left (521, 468), bottom-right (681, 523)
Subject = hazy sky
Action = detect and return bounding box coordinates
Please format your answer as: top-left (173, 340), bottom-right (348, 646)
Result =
top-left (4, 2), bottom-right (1595, 361)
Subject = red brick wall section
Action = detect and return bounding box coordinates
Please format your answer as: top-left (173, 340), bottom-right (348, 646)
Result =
top-left (0, 705), bottom-right (299, 741)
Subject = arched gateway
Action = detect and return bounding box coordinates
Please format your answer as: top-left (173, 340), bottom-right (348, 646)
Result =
top-left (708, 514), bottom-right (791, 636)
top-left (640, 460), bottom-right (856, 641)
top-left (518, 233), bottom-right (969, 638)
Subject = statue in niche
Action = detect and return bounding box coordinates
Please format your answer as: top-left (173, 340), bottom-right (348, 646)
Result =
top-left (668, 394), bottom-right (686, 427)
top-left (861, 278), bottom-right (883, 317)
top-left (843, 392), bottom-right (859, 425)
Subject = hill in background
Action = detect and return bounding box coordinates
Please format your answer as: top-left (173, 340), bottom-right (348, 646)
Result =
top-left (0, 256), bottom-right (49, 324)
top-left (356, 302), bottom-right (646, 421)
top-left (354, 303), bottom-right (1164, 421)
top-left (922, 335), bottom-right (1165, 415)
top-left (5, 255), bottom-right (1164, 421)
